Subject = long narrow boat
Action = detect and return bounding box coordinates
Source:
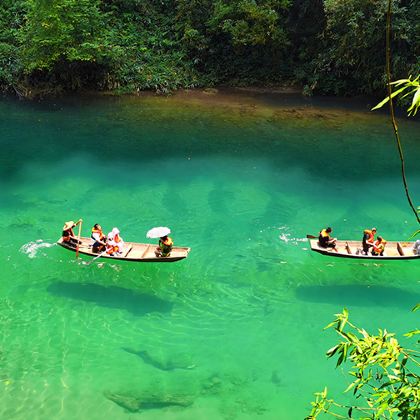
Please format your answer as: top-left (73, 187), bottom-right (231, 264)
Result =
top-left (57, 237), bottom-right (190, 262)
top-left (307, 235), bottom-right (419, 260)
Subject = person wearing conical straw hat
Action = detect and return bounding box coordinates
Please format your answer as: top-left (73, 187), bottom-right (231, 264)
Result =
top-left (62, 219), bottom-right (82, 246)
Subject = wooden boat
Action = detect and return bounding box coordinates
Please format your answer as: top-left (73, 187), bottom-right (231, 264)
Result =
top-left (57, 237), bottom-right (190, 262)
top-left (307, 235), bottom-right (419, 260)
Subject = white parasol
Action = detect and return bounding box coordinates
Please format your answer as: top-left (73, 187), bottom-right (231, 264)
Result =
top-left (146, 227), bottom-right (171, 239)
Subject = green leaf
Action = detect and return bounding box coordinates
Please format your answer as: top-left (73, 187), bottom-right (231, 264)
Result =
top-left (404, 329), bottom-right (420, 338)
top-left (408, 86), bottom-right (420, 115)
top-left (324, 321), bottom-right (338, 330)
top-left (408, 230), bottom-right (420, 239)
top-left (377, 401), bottom-right (391, 417)
top-left (390, 78), bottom-right (410, 86)
top-left (371, 86), bottom-right (409, 111)
top-left (345, 382), bottom-right (356, 393)
top-left (326, 345), bottom-right (340, 357)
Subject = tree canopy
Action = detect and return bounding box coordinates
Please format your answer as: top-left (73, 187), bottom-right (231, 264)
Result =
top-left (0, 0), bottom-right (418, 97)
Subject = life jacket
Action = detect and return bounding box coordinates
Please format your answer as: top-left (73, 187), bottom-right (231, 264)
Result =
top-left (319, 229), bottom-right (330, 246)
top-left (106, 241), bottom-right (118, 255)
top-left (160, 237), bottom-right (173, 255)
top-left (372, 239), bottom-right (385, 255)
top-left (91, 227), bottom-right (105, 241)
top-left (363, 230), bottom-right (374, 242)
top-left (320, 229), bottom-right (329, 238)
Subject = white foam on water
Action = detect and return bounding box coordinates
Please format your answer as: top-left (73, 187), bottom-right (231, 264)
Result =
top-left (278, 232), bottom-right (307, 245)
top-left (20, 240), bottom-right (55, 259)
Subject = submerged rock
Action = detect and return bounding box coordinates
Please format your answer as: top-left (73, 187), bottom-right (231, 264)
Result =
top-left (201, 374), bottom-right (222, 394)
top-left (104, 391), bottom-right (194, 412)
top-left (271, 370), bottom-right (282, 386)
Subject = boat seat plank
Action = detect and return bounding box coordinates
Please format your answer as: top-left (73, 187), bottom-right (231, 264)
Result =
top-left (140, 244), bottom-right (151, 258)
top-left (345, 242), bottom-right (352, 254)
top-left (397, 242), bottom-right (405, 256)
top-left (123, 246), bottom-right (133, 258)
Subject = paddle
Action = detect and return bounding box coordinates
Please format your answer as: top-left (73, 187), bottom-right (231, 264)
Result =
top-left (306, 234), bottom-right (317, 239)
top-left (75, 218), bottom-right (83, 258)
top-left (87, 250), bottom-right (107, 265)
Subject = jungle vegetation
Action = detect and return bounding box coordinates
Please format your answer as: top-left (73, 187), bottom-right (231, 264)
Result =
top-left (306, 309), bottom-right (419, 419)
top-left (0, 0), bottom-right (418, 97)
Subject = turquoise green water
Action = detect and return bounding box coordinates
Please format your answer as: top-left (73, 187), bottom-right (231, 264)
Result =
top-left (1, 92), bottom-right (419, 419)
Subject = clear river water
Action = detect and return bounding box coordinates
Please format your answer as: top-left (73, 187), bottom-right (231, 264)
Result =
top-left (1, 90), bottom-right (419, 419)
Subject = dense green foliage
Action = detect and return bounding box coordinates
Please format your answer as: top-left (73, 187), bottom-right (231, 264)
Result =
top-left (0, 0), bottom-right (418, 97)
top-left (307, 309), bottom-right (419, 419)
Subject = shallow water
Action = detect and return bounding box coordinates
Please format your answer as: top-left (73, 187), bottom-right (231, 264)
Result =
top-left (1, 91), bottom-right (419, 419)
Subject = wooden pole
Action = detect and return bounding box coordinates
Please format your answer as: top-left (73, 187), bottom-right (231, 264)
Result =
top-left (76, 219), bottom-right (83, 258)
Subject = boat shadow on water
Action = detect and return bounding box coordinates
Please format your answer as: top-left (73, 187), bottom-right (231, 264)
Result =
top-left (47, 281), bottom-right (173, 316)
top-left (122, 348), bottom-right (196, 371)
top-left (295, 284), bottom-right (419, 309)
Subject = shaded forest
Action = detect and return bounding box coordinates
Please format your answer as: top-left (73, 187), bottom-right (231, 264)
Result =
top-left (0, 0), bottom-right (418, 98)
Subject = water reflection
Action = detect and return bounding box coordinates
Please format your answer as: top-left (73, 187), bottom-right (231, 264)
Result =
top-left (295, 284), bottom-right (419, 308)
top-left (47, 281), bottom-right (173, 316)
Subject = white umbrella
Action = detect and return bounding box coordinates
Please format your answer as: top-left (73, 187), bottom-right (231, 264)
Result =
top-left (146, 227), bottom-right (171, 239)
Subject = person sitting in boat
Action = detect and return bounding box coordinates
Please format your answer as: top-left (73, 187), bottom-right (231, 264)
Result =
top-left (155, 235), bottom-right (173, 257)
top-left (105, 233), bottom-right (118, 256)
top-left (412, 239), bottom-right (420, 255)
top-left (318, 227), bottom-right (337, 252)
top-left (362, 227), bottom-right (376, 255)
top-left (91, 223), bottom-right (107, 253)
top-left (111, 227), bottom-right (124, 254)
top-left (62, 219), bottom-right (82, 246)
top-left (371, 236), bottom-right (386, 256)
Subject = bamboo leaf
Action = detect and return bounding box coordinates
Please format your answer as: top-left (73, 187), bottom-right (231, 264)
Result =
top-left (411, 304), bottom-right (420, 312)
top-left (404, 329), bottom-right (420, 338)
top-left (371, 86), bottom-right (409, 110)
top-left (326, 345), bottom-right (340, 357)
top-left (390, 78), bottom-right (410, 86)
top-left (345, 382), bottom-right (356, 393)
top-left (407, 88), bottom-right (420, 115)
top-left (377, 402), bottom-right (389, 417)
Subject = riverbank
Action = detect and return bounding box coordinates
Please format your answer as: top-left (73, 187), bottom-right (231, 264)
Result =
top-left (118, 86), bottom-right (420, 128)
top-left (40, 86), bottom-right (396, 125)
